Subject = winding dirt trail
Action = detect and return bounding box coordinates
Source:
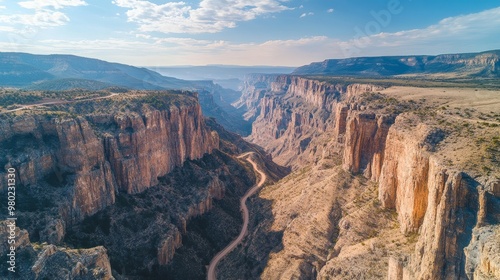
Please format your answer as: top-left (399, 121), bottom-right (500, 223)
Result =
top-left (207, 152), bottom-right (267, 280)
top-left (3, 93), bottom-right (119, 113)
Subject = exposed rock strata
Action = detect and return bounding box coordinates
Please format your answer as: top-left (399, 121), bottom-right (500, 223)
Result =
top-left (0, 99), bottom-right (217, 227)
top-left (465, 225), bottom-right (500, 279)
top-left (233, 74), bottom-right (281, 122)
top-left (246, 75), bottom-right (383, 167)
top-left (241, 75), bottom-right (499, 279)
top-left (0, 92), bottom-right (222, 277)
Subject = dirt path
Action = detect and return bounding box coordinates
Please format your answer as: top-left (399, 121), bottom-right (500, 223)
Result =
top-left (3, 93), bottom-right (119, 113)
top-left (207, 152), bottom-right (267, 280)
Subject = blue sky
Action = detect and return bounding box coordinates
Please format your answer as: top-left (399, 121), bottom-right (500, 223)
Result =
top-left (0, 0), bottom-right (499, 66)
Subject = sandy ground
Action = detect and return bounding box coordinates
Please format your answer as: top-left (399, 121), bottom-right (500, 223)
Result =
top-left (382, 86), bottom-right (500, 114)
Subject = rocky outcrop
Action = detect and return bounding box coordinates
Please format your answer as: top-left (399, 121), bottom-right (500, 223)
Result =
top-left (376, 124), bottom-right (435, 233)
top-left (404, 168), bottom-right (477, 279)
top-left (102, 105), bottom-right (217, 194)
top-left (233, 74), bottom-right (280, 122)
top-left (342, 112), bottom-right (394, 181)
top-left (0, 220), bottom-right (114, 280)
top-left (158, 227), bottom-right (183, 265)
top-left (465, 225), bottom-right (500, 279)
top-left (334, 105), bottom-right (494, 279)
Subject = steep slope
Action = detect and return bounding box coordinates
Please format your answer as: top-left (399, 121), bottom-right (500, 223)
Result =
top-left (293, 50), bottom-right (500, 78)
top-left (221, 75), bottom-right (500, 279)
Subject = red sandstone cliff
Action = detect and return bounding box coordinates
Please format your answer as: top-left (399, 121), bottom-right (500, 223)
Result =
top-left (0, 93), bottom-right (218, 232)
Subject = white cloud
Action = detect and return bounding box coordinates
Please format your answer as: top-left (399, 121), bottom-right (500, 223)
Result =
top-left (300, 12), bottom-right (313, 18)
top-left (0, 10), bottom-right (70, 27)
top-left (19, 0), bottom-right (87, 10)
top-left (2, 7), bottom-right (499, 66)
top-left (0, 0), bottom-right (87, 33)
top-left (0, 26), bottom-right (15, 32)
top-left (113, 0), bottom-right (291, 34)
top-left (135, 33), bottom-right (151, 39)
top-left (341, 6), bottom-right (500, 57)
top-left (327, 8), bottom-right (334, 13)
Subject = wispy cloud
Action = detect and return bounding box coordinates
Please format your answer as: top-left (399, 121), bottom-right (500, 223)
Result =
top-left (0, 0), bottom-right (87, 32)
top-left (300, 12), bottom-right (314, 18)
top-left (18, 0), bottom-right (87, 10)
top-left (0, 10), bottom-right (70, 27)
top-left (341, 6), bottom-right (500, 57)
top-left (113, 0), bottom-right (291, 34)
top-left (1, 6), bottom-right (499, 66)
top-left (327, 8), bottom-right (334, 13)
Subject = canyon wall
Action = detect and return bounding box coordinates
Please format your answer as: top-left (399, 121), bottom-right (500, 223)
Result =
top-left (0, 97), bottom-right (218, 227)
top-left (245, 74), bottom-right (499, 279)
top-left (247, 75), bottom-right (383, 167)
top-left (233, 74), bottom-right (281, 122)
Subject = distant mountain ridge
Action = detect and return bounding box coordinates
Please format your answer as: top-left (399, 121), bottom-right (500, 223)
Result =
top-left (293, 50), bottom-right (500, 78)
top-left (0, 52), bottom-right (191, 89)
top-left (0, 52), bottom-right (252, 135)
top-left (151, 65), bottom-right (295, 80)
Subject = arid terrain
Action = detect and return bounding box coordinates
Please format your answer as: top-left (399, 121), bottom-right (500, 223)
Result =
top-left (217, 74), bottom-right (500, 280)
top-left (0, 51), bottom-right (499, 280)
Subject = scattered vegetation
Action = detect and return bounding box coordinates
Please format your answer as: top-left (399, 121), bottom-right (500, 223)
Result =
top-left (309, 76), bottom-right (500, 90)
top-left (0, 92), bottom-right (42, 107)
top-left (0, 89), bottom-right (198, 118)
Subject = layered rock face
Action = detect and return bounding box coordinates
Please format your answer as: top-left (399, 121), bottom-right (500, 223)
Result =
top-left (243, 75), bottom-right (499, 279)
top-left (101, 104), bottom-right (216, 194)
top-left (0, 90), bottom-right (284, 278)
top-left (342, 112), bottom-right (394, 181)
top-left (0, 92), bottom-right (217, 235)
top-left (371, 123), bottom-right (482, 279)
top-left (465, 225), bottom-right (500, 279)
top-left (233, 74), bottom-right (281, 122)
top-left (246, 75), bottom-right (383, 167)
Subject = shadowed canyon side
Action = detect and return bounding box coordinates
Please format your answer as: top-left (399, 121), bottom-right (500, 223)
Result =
top-left (207, 152), bottom-right (267, 280)
top-left (217, 74), bottom-right (500, 279)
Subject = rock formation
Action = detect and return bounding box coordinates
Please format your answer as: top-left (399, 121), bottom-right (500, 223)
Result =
top-left (0, 221), bottom-right (114, 279)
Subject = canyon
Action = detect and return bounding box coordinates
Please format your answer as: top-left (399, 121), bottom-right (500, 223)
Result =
top-left (0, 90), bottom-right (285, 279)
top-left (0, 51), bottom-right (499, 280)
